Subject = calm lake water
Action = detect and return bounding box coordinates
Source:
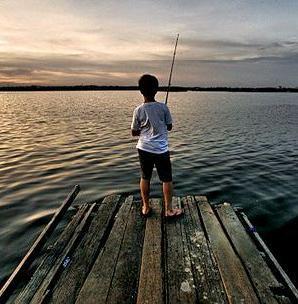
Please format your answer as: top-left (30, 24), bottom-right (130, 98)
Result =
top-left (0, 90), bottom-right (297, 286)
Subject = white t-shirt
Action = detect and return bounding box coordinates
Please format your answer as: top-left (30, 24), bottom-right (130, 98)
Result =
top-left (131, 101), bottom-right (172, 154)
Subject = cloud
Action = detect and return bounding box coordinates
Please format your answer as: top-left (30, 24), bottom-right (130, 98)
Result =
top-left (0, 67), bottom-right (34, 77)
top-left (182, 38), bottom-right (263, 49)
top-left (177, 37), bottom-right (298, 61)
top-left (1, 50), bottom-right (298, 87)
top-left (1, 1), bottom-right (298, 86)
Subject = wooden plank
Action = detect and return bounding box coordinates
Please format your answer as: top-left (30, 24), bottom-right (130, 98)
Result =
top-left (48, 195), bottom-right (121, 304)
top-left (0, 185), bottom-right (80, 303)
top-left (30, 202), bottom-right (96, 304)
top-left (106, 198), bottom-right (146, 304)
top-left (136, 199), bottom-right (163, 304)
top-left (182, 196), bottom-right (227, 303)
top-left (15, 204), bottom-right (89, 304)
top-left (196, 196), bottom-right (260, 304)
top-left (75, 196), bottom-right (134, 304)
top-left (216, 203), bottom-right (292, 304)
top-left (240, 211), bottom-right (298, 303)
top-left (165, 197), bottom-right (197, 304)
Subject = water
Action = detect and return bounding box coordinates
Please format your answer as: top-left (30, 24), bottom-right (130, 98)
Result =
top-left (0, 91), bottom-right (297, 286)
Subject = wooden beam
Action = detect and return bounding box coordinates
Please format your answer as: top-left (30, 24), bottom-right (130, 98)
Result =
top-left (240, 211), bottom-right (298, 302)
top-left (106, 197), bottom-right (146, 304)
top-left (15, 203), bottom-right (89, 304)
top-left (76, 196), bottom-right (133, 303)
top-left (30, 202), bottom-right (96, 304)
top-left (137, 199), bottom-right (163, 304)
top-left (165, 197), bottom-right (197, 303)
top-left (196, 197), bottom-right (259, 303)
top-left (0, 185), bottom-right (80, 302)
top-left (49, 195), bottom-right (121, 303)
top-left (182, 196), bottom-right (227, 303)
top-left (216, 203), bottom-right (290, 303)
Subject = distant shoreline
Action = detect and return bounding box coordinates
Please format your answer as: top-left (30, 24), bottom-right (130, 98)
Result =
top-left (0, 85), bottom-right (297, 93)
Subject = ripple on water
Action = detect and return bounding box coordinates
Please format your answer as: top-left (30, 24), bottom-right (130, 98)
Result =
top-left (0, 91), bottom-right (297, 285)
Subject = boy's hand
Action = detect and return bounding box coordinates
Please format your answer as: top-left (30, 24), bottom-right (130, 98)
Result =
top-left (131, 129), bottom-right (140, 136)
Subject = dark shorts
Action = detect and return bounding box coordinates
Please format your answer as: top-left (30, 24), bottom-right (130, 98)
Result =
top-left (138, 149), bottom-right (172, 182)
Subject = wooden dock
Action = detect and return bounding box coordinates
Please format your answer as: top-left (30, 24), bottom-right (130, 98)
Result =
top-left (1, 186), bottom-right (297, 303)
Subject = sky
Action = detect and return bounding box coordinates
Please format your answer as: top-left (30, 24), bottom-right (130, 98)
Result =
top-left (1, 0), bottom-right (298, 87)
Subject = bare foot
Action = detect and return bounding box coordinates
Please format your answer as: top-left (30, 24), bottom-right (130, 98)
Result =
top-left (142, 205), bottom-right (151, 216)
top-left (165, 208), bottom-right (183, 218)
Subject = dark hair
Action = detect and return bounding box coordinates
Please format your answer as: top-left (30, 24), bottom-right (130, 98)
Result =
top-left (138, 74), bottom-right (159, 97)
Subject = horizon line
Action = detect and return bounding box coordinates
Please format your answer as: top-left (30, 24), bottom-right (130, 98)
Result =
top-left (0, 84), bottom-right (298, 93)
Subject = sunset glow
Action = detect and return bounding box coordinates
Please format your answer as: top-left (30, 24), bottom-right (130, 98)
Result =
top-left (1, 0), bottom-right (298, 86)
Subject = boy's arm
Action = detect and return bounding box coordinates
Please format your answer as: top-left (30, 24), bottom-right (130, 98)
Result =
top-left (165, 105), bottom-right (173, 131)
top-left (131, 108), bottom-right (141, 136)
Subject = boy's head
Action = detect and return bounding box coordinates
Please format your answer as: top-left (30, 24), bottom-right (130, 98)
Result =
top-left (138, 74), bottom-right (159, 97)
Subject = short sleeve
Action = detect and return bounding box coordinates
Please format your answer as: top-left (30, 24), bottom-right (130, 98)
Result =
top-left (131, 108), bottom-right (140, 130)
top-left (164, 105), bottom-right (173, 124)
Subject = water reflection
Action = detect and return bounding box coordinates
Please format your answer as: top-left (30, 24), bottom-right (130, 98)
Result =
top-left (0, 90), bottom-right (297, 285)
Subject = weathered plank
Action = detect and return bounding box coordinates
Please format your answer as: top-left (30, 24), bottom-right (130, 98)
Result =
top-left (0, 185), bottom-right (80, 303)
top-left (47, 194), bottom-right (121, 304)
top-left (182, 196), bottom-right (227, 303)
top-left (196, 196), bottom-right (260, 304)
top-left (15, 204), bottom-right (89, 304)
top-left (106, 198), bottom-right (146, 304)
top-left (240, 212), bottom-right (298, 303)
top-left (216, 203), bottom-right (292, 304)
top-left (5, 192), bottom-right (297, 304)
top-left (165, 197), bottom-right (197, 304)
top-left (30, 203), bottom-right (96, 304)
top-left (136, 199), bottom-right (163, 304)
top-left (75, 196), bottom-right (134, 304)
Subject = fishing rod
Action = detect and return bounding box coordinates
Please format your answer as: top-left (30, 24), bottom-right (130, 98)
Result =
top-left (165, 33), bottom-right (179, 105)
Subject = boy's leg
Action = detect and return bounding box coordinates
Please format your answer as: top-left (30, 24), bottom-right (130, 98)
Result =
top-left (138, 149), bottom-right (154, 214)
top-left (156, 151), bottom-right (183, 217)
top-left (163, 181), bottom-right (173, 212)
top-left (140, 178), bottom-right (150, 213)
top-left (163, 181), bottom-right (182, 216)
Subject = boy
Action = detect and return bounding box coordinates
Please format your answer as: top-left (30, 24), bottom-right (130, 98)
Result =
top-left (131, 74), bottom-right (183, 218)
